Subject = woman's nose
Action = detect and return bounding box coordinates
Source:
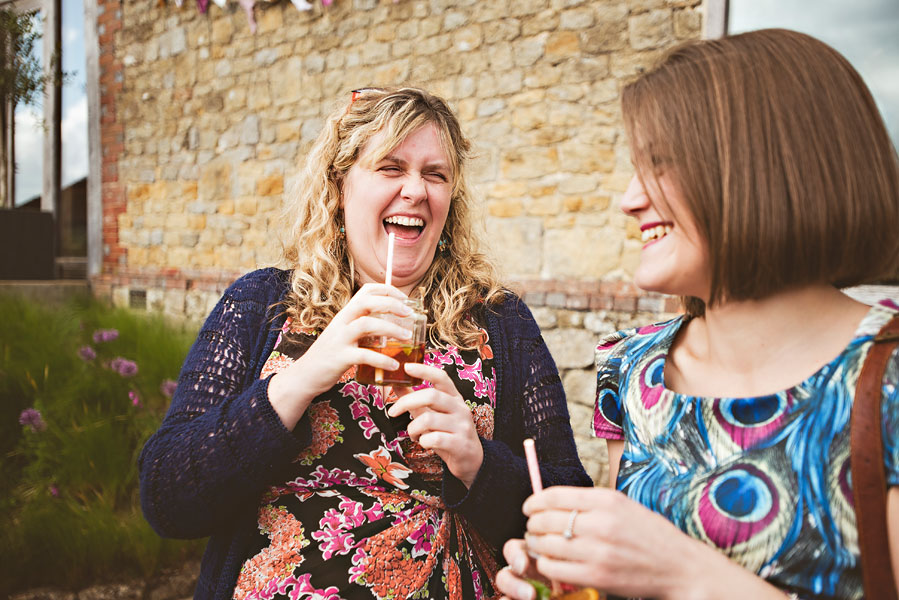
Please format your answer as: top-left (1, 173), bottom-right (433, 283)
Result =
top-left (401, 173), bottom-right (427, 203)
top-left (619, 175), bottom-right (649, 215)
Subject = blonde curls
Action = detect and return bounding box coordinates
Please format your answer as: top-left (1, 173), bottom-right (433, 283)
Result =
top-left (277, 87), bottom-right (504, 350)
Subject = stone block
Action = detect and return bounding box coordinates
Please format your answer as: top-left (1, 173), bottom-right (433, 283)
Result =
top-left (584, 310), bottom-right (617, 335)
top-left (522, 9), bottom-right (560, 36)
top-left (530, 306), bottom-right (558, 330)
top-left (560, 7), bottom-right (595, 29)
top-left (500, 147), bottom-right (559, 180)
top-left (453, 24), bottom-right (482, 51)
top-left (628, 9), bottom-right (673, 50)
top-left (484, 216), bottom-right (543, 277)
top-left (546, 30), bottom-right (580, 57)
top-left (198, 163), bottom-right (232, 203)
top-left (582, 5), bottom-right (628, 53)
top-left (543, 327), bottom-right (595, 369)
top-left (563, 368), bottom-right (598, 407)
top-left (512, 34), bottom-right (547, 68)
top-left (211, 18), bottom-right (233, 46)
top-left (544, 226), bottom-right (623, 279)
top-left (257, 174), bottom-right (284, 197)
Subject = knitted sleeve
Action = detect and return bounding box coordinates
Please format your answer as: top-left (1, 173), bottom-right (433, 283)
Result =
top-left (442, 294), bottom-right (592, 547)
top-left (138, 269), bottom-right (311, 540)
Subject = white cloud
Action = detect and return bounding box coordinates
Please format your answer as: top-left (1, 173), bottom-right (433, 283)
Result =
top-left (14, 107), bottom-right (43, 206)
top-left (62, 94), bottom-right (88, 187)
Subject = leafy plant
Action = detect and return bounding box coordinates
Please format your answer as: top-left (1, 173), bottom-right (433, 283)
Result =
top-left (0, 292), bottom-right (205, 594)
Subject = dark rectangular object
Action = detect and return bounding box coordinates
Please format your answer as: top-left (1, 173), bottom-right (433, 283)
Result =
top-left (0, 209), bottom-right (56, 280)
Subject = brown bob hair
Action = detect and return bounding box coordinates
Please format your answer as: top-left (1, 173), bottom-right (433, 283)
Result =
top-left (621, 28), bottom-right (899, 316)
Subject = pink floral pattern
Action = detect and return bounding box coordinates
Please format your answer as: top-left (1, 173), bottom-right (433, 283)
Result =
top-left (236, 317), bottom-right (500, 600)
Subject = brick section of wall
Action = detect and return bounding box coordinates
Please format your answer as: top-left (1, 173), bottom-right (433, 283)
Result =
top-left (97, 0), bottom-right (126, 273)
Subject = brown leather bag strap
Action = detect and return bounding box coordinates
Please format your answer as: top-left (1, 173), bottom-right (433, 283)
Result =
top-left (851, 313), bottom-right (899, 600)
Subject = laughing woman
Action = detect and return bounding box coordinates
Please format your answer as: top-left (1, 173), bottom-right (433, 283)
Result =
top-left (139, 87), bottom-right (590, 600)
top-left (496, 29), bottom-right (899, 600)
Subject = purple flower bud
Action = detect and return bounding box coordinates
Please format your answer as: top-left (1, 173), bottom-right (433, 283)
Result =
top-left (49, 485), bottom-right (59, 497)
top-left (18, 408), bottom-right (47, 432)
top-left (129, 390), bottom-right (141, 407)
top-left (92, 328), bottom-right (119, 343)
top-left (160, 379), bottom-right (178, 398)
top-left (78, 345), bottom-right (97, 361)
top-left (109, 357), bottom-right (138, 377)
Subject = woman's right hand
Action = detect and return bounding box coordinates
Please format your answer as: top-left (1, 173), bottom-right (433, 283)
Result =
top-left (268, 283), bottom-right (414, 430)
top-left (496, 538), bottom-right (543, 600)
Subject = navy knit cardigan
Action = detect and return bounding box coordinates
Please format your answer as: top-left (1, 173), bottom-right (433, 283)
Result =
top-left (139, 267), bottom-right (591, 599)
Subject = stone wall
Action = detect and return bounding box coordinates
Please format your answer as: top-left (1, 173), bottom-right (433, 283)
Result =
top-left (92, 0), bottom-right (704, 482)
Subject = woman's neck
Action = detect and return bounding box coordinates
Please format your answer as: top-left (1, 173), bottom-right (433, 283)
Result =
top-left (665, 284), bottom-right (870, 397)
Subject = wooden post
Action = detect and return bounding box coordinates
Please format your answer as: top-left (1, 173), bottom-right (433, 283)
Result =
top-left (40, 0), bottom-right (60, 219)
top-left (84, 0), bottom-right (101, 278)
top-left (704, 0), bottom-right (729, 39)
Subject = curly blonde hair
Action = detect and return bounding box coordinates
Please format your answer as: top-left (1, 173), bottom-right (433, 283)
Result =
top-left (277, 87), bottom-right (504, 349)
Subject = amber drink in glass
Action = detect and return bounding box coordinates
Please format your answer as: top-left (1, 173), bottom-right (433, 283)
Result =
top-left (356, 297), bottom-right (427, 386)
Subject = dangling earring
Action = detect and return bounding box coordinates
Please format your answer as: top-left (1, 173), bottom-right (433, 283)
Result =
top-left (338, 226), bottom-right (346, 239)
top-left (438, 238), bottom-right (448, 253)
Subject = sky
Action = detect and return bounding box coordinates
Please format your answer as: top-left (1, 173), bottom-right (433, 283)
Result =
top-left (730, 0), bottom-right (899, 150)
top-left (14, 2), bottom-right (87, 206)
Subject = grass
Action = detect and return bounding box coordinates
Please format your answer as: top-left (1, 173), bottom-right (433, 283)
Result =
top-left (0, 291), bottom-right (206, 594)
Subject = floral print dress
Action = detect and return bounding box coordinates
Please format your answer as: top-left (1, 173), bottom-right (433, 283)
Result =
top-left (234, 317), bottom-right (500, 600)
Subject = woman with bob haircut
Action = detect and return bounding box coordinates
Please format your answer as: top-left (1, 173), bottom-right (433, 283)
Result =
top-left (139, 86), bottom-right (591, 600)
top-left (496, 29), bottom-right (899, 600)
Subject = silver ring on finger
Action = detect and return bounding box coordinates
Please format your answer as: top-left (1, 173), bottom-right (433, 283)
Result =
top-left (563, 509), bottom-right (579, 540)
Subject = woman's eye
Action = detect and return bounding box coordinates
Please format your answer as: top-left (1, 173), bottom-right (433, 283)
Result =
top-left (427, 172), bottom-right (448, 182)
top-left (379, 165), bottom-right (401, 173)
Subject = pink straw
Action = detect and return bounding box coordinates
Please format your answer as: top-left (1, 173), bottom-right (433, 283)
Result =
top-left (385, 232), bottom-right (395, 286)
top-left (523, 438), bottom-right (543, 493)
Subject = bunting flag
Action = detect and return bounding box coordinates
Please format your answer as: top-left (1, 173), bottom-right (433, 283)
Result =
top-left (239, 0), bottom-right (257, 34)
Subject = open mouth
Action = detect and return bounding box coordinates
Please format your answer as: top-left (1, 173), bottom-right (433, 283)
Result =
top-left (641, 222), bottom-right (672, 244)
top-left (384, 215), bottom-right (425, 240)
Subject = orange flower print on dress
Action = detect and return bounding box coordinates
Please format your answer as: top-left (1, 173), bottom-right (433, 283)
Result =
top-left (354, 445), bottom-right (413, 489)
top-left (477, 328), bottom-right (493, 360)
top-left (350, 508), bottom-right (447, 599)
top-left (295, 400), bottom-right (344, 465)
top-left (471, 404), bottom-right (495, 440)
top-left (260, 352), bottom-right (293, 380)
top-left (234, 505), bottom-right (311, 600)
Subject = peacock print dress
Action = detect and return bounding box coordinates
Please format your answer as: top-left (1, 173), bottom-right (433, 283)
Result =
top-left (593, 300), bottom-right (899, 600)
top-left (233, 316), bottom-right (501, 600)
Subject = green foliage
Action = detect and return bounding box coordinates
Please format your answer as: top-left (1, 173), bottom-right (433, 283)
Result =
top-left (0, 9), bottom-right (45, 109)
top-left (0, 292), bottom-right (205, 594)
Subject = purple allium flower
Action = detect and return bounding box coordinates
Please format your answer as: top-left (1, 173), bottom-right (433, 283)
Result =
top-left (49, 485), bottom-right (59, 497)
top-left (18, 408), bottom-right (47, 432)
top-left (92, 328), bottom-right (119, 343)
top-left (129, 390), bottom-right (141, 407)
top-left (78, 345), bottom-right (97, 361)
top-left (160, 379), bottom-right (178, 398)
top-left (109, 357), bottom-right (138, 377)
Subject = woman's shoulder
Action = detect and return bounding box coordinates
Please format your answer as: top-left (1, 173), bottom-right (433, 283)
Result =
top-left (223, 267), bottom-right (292, 302)
top-left (595, 317), bottom-right (683, 369)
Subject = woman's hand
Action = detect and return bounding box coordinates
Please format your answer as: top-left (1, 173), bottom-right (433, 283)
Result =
top-left (268, 283), bottom-right (413, 430)
top-left (496, 538), bottom-right (542, 600)
top-left (388, 362), bottom-right (484, 488)
top-left (519, 486), bottom-right (789, 600)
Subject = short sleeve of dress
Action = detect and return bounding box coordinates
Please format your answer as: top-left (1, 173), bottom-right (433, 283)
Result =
top-left (882, 345), bottom-right (899, 486)
top-left (593, 329), bottom-right (634, 441)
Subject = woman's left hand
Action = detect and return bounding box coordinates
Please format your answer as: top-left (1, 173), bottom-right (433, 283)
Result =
top-left (520, 486), bottom-right (786, 600)
top-left (388, 362), bottom-right (484, 488)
